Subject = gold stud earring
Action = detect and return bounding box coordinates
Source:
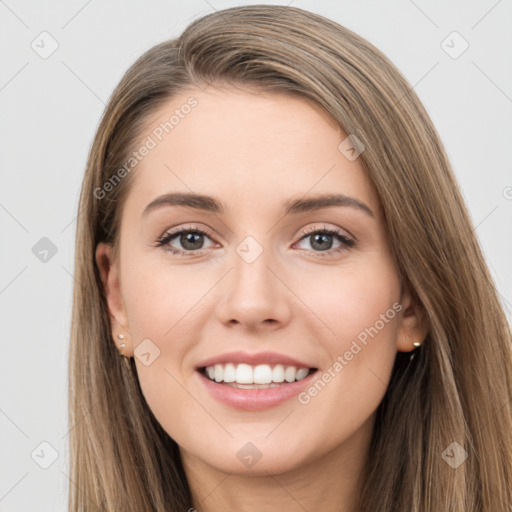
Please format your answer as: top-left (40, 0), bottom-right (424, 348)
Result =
top-left (410, 341), bottom-right (421, 361)
top-left (116, 333), bottom-right (127, 353)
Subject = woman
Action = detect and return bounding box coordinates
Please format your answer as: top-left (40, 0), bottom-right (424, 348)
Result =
top-left (68, 5), bottom-right (512, 511)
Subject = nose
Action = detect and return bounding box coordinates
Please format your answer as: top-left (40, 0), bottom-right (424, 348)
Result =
top-left (215, 242), bottom-right (292, 330)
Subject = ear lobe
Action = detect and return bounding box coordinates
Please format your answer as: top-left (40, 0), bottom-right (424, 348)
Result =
top-left (396, 288), bottom-right (429, 352)
top-left (95, 242), bottom-right (128, 332)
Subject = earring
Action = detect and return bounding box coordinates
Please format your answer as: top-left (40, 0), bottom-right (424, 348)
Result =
top-left (116, 333), bottom-right (127, 355)
top-left (410, 341), bottom-right (421, 361)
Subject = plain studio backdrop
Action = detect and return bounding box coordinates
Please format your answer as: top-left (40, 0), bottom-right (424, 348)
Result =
top-left (0, 0), bottom-right (511, 510)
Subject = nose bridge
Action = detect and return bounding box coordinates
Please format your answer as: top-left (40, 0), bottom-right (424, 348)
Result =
top-left (215, 233), bottom-right (291, 327)
top-left (234, 234), bottom-right (274, 293)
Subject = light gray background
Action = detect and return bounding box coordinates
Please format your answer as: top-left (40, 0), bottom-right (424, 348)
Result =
top-left (1, 1), bottom-right (511, 510)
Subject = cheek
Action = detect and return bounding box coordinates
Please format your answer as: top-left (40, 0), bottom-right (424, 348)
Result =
top-left (295, 257), bottom-right (401, 345)
top-left (122, 261), bottom-right (201, 341)
top-left (298, 267), bottom-right (400, 423)
top-left (294, 258), bottom-right (401, 408)
top-left (121, 264), bottom-right (202, 435)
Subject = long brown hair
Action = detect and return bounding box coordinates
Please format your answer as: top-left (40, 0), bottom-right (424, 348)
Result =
top-left (69, 5), bottom-right (512, 511)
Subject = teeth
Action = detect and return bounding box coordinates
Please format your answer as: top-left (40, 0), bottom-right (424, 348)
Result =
top-left (223, 363), bottom-right (236, 383)
top-left (272, 364), bottom-right (285, 382)
top-left (284, 366), bottom-right (296, 383)
top-left (237, 363), bottom-right (253, 384)
top-left (253, 364), bottom-right (272, 384)
top-left (203, 363), bottom-right (313, 384)
top-left (295, 368), bottom-right (309, 380)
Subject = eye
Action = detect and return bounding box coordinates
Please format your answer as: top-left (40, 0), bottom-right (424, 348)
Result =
top-left (155, 225), bottom-right (216, 255)
top-left (155, 224), bottom-right (355, 257)
top-left (294, 227), bottom-right (354, 256)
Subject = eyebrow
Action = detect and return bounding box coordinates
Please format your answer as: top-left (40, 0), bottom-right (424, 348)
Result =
top-left (141, 192), bottom-right (375, 218)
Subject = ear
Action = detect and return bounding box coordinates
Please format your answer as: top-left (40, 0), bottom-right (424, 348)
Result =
top-left (95, 242), bottom-right (133, 357)
top-left (395, 286), bottom-right (429, 353)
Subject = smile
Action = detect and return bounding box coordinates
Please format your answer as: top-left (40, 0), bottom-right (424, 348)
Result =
top-left (196, 364), bottom-right (318, 410)
top-left (202, 363), bottom-right (313, 387)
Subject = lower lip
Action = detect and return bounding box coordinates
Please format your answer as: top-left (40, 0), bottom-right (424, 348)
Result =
top-left (196, 369), bottom-right (318, 411)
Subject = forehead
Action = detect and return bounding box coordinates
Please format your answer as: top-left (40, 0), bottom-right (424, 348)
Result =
top-left (122, 86), bottom-right (379, 217)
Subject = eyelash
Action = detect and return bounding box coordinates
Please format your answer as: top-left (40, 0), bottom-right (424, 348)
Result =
top-left (154, 225), bottom-right (355, 257)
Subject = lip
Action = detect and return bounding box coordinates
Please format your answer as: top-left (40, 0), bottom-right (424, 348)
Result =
top-left (195, 367), bottom-right (318, 411)
top-left (195, 350), bottom-right (316, 370)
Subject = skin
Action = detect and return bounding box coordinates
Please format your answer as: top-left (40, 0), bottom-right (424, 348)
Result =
top-left (96, 86), bottom-right (427, 512)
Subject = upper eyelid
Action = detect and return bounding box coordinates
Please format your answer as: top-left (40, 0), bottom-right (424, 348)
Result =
top-left (161, 224), bottom-right (350, 237)
top-left (299, 224), bottom-right (353, 239)
top-left (161, 224), bottom-right (213, 239)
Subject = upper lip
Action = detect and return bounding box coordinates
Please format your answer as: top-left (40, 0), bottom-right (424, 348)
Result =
top-left (195, 350), bottom-right (317, 370)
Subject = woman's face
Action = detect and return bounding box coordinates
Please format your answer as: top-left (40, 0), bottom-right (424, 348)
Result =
top-left (97, 86), bottom-right (424, 477)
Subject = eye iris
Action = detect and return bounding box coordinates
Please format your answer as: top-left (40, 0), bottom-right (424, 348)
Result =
top-left (180, 232), bottom-right (204, 250)
top-left (311, 233), bottom-right (333, 251)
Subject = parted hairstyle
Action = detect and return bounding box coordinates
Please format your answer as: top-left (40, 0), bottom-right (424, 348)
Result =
top-left (68, 4), bottom-right (512, 511)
